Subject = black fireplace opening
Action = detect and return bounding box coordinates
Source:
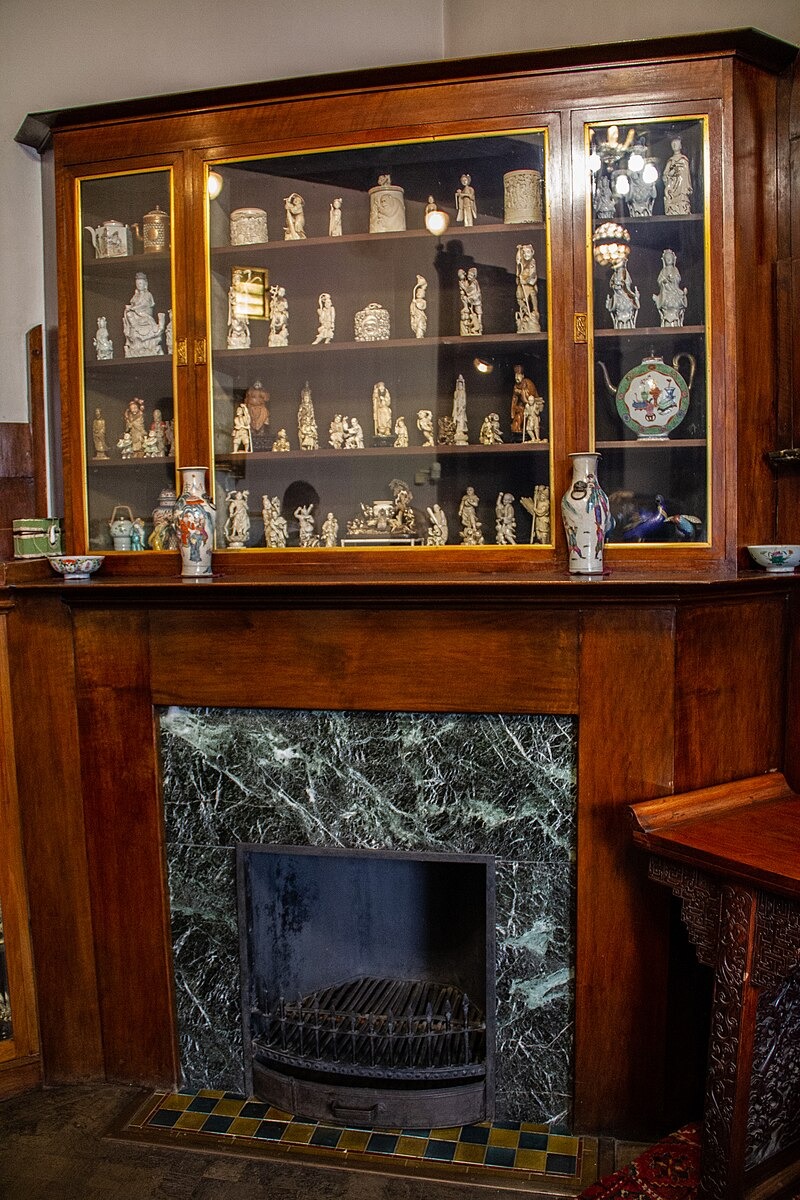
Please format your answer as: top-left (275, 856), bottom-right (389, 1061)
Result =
top-left (237, 844), bottom-right (496, 1129)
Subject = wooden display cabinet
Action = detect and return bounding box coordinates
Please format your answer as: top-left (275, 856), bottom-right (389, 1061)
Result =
top-left (16, 27), bottom-right (795, 575)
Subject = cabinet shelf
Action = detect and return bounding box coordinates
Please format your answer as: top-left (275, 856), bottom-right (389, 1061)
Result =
top-left (596, 439), bottom-right (706, 450)
top-left (82, 250), bottom-right (171, 274)
top-left (89, 455), bottom-right (175, 468)
top-left (210, 222), bottom-right (544, 258)
top-left (592, 214), bottom-right (704, 228)
top-left (212, 332), bottom-right (547, 363)
top-left (594, 325), bottom-right (704, 339)
top-left (86, 355), bottom-right (173, 370)
top-left (216, 441), bottom-right (548, 466)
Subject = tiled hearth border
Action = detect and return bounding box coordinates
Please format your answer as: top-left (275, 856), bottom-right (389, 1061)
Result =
top-left (112, 1088), bottom-right (598, 1193)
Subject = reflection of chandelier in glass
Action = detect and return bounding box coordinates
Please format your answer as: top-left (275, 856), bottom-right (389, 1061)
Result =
top-left (592, 221), bottom-right (631, 267)
top-left (589, 126), bottom-right (659, 198)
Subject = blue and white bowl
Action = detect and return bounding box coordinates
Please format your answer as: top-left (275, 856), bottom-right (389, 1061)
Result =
top-left (48, 554), bottom-right (105, 580)
top-left (747, 545), bottom-right (800, 574)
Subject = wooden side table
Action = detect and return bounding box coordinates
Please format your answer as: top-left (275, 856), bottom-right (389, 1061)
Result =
top-left (630, 774), bottom-right (800, 1200)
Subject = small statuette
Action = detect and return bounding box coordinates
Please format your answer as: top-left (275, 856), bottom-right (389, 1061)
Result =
top-left (347, 479), bottom-right (417, 541)
top-left (272, 428), bottom-right (291, 452)
top-left (593, 174), bottom-right (616, 220)
top-left (495, 492), bottom-right (517, 545)
top-left (295, 504), bottom-right (319, 547)
top-left (269, 285), bottom-right (289, 346)
top-left (409, 275), bottom-right (428, 339)
top-left (227, 268), bottom-right (251, 349)
top-left (343, 417), bottom-right (364, 449)
top-left (369, 173), bottom-right (406, 233)
top-left (224, 489), bottom-right (250, 548)
top-left (231, 402), bottom-right (253, 453)
top-left (458, 267), bottom-right (483, 336)
top-left (262, 495), bottom-right (288, 548)
top-left (328, 413), bottom-right (345, 448)
top-left (393, 416), bottom-right (408, 447)
top-left (372, 381), bottom-right (393, 440)
top-left (627, 140), bottom-right (657, 217)
top-left (515, 244), bottom-right (541, 334)
top-left (245, 379), bottom-right (270, 450)
top-left (521, 486), bottom-right (551, 545)
top-left (438, 415), bottom-right (455, 445)
top-left (458, 486), bottom-right (484, 545)
top-left (662, 136), bottom-right (692, 216)
top-left (426, 504), bottom-right (448, 546)
top-left (312, 292), bottom-right (335, 344)
top-left (455, 173), bottom-right (477, 226)
top-left (321, 511), bottom-right (339, 547)
top-left (92, 408), bottom-right (109, 459)
top-left (93, 316), bottom-right (113, 360)
top-left (150, 487), bottom-right (180, 551)
top-left (523, 393), bottom-right (545, 443)
top-left (329, 198), bottom-right (343, 237)
top-left (165, 310), bottom-right (173, 355)
top-left (653, 248), bottom-right (688, 328)
top-left (130, 516), bottom-right (147, 552)
top-left (150, 408), bottom-right (167, 457)
top-left (283, 192), bottom-right (306, 239)
top-left (452, 373), bottom-right (469, 445)
top-left (117, 432), bottom-right (132, 459)
top-left (164, 419), bottom-right (175, 458)
top-left (230, 207), bottom-right (268, 245)
top-left (606, 263), bottom-right (640, 330)
top-left (354, 302), bottom-right (390, 341)
top-left (297, 381), bottom-right (319, 450)
top-left (416, 409), bottom-right (434, 447)
top-left (511, 366), bottom-right (541, 441)
top-left (123, 272), bottom-right (165, 357)
top-left (123, 396), bottom-right (147, 457)
top-left (143, 428), bottom-right (160, 458)
top-left (479, 413), bottom-right (503, 445)
top-left (503, 169), bottom-right (543, 224)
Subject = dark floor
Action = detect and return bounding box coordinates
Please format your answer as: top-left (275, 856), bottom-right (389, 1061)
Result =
top-left (0, 1085), bottom-right (613, 1200)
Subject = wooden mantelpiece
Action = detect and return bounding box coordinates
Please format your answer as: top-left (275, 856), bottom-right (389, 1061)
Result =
top-left (4, 568), bottom-right (797, 1138)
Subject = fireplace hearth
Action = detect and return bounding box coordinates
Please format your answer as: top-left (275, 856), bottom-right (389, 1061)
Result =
top-left (237, 844), bottom-right (496, 1128)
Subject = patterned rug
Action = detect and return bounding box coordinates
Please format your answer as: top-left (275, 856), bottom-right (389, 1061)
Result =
top-left (579, 1125), bottom-right (701, 1200)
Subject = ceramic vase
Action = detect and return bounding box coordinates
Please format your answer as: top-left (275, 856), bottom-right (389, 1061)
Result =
top-left (175, 466), bottom-right (215, 577)
top-left (560, 452), bottom-right (613, 575)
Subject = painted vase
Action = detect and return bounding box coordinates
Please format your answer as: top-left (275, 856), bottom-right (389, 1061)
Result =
top-left (174, 466), bottom-right (215, 577)
top-left (560, 452), bottom-right (613, 575)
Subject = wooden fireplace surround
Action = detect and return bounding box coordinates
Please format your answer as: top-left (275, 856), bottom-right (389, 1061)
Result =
top-left (1, 566), bottom-right (798, 1139)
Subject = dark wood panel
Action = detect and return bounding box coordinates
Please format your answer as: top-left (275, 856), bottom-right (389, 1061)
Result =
top-left (573, 606), bottom-right (675, 1137)
top-left (73, 608), bottom-right (179, 1086)
top-left (0, 1056), bottom-right (41, 1101)
top-left (150, 606), bottom-right (580, 713)
top-left (7, 595), bottom-right (104, 1080)
top-left (674, 597), bottom-right (786, 791)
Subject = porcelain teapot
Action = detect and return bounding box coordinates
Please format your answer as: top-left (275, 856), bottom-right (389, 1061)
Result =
top-left (596, 352), bottom-right (696, 440)
top-left (85, 219), bottom-right (133, 259)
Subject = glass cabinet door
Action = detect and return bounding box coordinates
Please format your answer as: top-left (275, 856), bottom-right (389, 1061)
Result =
top-left (586, 117), bottom-right (710, 548)
top-left (205, 131), bottom-right (553, 552)
top-left (79, 168), bottom-right (178, 552)
top-left (0, 901), bottom-right (11, 1042)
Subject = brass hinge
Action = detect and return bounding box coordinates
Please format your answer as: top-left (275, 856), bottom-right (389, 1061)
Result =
top-left (194, 337), bottom-right (207, 365)
top-left (573, 313), bottom-right (588, 344)
top-left (175, 337), bottom-right (188, 366)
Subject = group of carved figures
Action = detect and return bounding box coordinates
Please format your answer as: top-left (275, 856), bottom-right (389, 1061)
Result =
top-left (593, 133), bottom-right (693, 220)
top-left (92, 399), bottom-right (174, 461)
top-left (221, 476), bottom-right (551, 550)
top-left (230, 368), bottom-right (546, 454)
top-left (92, 272), bottom-right (173, 361)
top-left (605, 248), bottom-right (689, 330)
top-left (226, 243), bottom-right (542, 349)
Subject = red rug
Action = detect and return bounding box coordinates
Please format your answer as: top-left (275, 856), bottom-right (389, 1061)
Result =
top-left (580, 1124), bottom-right (701, 1200)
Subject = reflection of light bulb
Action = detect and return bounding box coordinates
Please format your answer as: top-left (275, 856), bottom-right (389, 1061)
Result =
top-left (588, 150), bottom-right (602, 173)
top-left (473, 357), bottom-right (494, 374)
top-left (614, 173), bottom-right (630, 196)
top-left (642, 162), bottom-right (659, 185)
top-left (424, 208), bottom-right (449, 236)
top-left (627, 151), bottom-right (644, 173)
top-left (207, 170), bottom-right (223, 199)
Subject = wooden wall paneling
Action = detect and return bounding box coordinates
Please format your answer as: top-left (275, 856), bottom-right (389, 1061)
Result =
top-left (573, 605), bottom-right (675, 1137)
top-left (785, 588), bottom-right (800, 792)
top-left (0, 604), bottom-right (41, 1096)
top-left (72, 608), bottom-right (179, 1086)
top-left (150, 605), bottom-right (580, 713)
top-left (674, 596), bottom-right (786, 793)
top-left (7, 594), bottom-right (103, 1080)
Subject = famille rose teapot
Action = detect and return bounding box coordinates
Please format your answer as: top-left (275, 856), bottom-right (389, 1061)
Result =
top-left (597, 353), bottom-right (696, 439)
top-left (85, 219), bottom-right (134, 258)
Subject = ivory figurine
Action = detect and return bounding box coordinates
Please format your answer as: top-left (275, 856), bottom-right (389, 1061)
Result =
top-left (495, 492), bottom-right (517, 545)
top-left (321, 512), bottom-right (339, 547)
top-left (458, 486), bottom-right (484, 545)
top-left (268, 285), bottom-right (289, 346)
top-left (426, 503), bottom-right (448, 546)
top-left (455, 173), bottom-right (477, 226)
top-left (297, 381), bottom-right (319, 450)
top-left (231, 402), bottom-right (253, 453)
top-left (93, 316), bottom-right (114, 361)
top-left (452, 373), bottom-right (469, 445)
top-left (393, 416), bottom-right (409, 447)
top-left (662, 137), bottom-right (692, 216)
top-left (416, 409), bottom-right (434, 447)
top-left (409, 275), bottom-right (428, 339)
top-left (479, 413), bottom-right (503, 445)
top-left (283, 192), bottom-right (306, 239)
top-left (329, 197), bottom-right (343, 237)
top-left (515, 244), bottom-right (541, 334)
top-left (312, 293), bottom-right (335, 344)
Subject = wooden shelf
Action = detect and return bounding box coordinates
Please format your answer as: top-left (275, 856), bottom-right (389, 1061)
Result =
top-left (594, 325), bottom-right (704, 339)
top-left (89, 456), bottom-right (175, 468)
top-left (215, 441), bottom-right (548, 465)
top-left (212, 332), bottom-right (547, 364)
top-left (596, 438), bottom-right (706, 449)
top-left (210, 222), bottom-right (544, 257)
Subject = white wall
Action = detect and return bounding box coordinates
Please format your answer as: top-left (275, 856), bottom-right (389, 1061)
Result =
top-left (1, 0), bottom-right (798, 431)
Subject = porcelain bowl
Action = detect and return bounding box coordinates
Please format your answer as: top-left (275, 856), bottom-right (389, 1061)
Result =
top-left (48, 554), bottom-right (105, 580)
top-left (747, 545), bottom-right (800, 574)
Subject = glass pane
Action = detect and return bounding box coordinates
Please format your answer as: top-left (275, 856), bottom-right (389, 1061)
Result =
top-left (207, 133), bottom-right (553, 550)
top-left (587, 117), bottom-right (709, 545)
top-left (0, 901), bottom-right (11, 1041)
top-left (80, 170), bottom-right (177, 552)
